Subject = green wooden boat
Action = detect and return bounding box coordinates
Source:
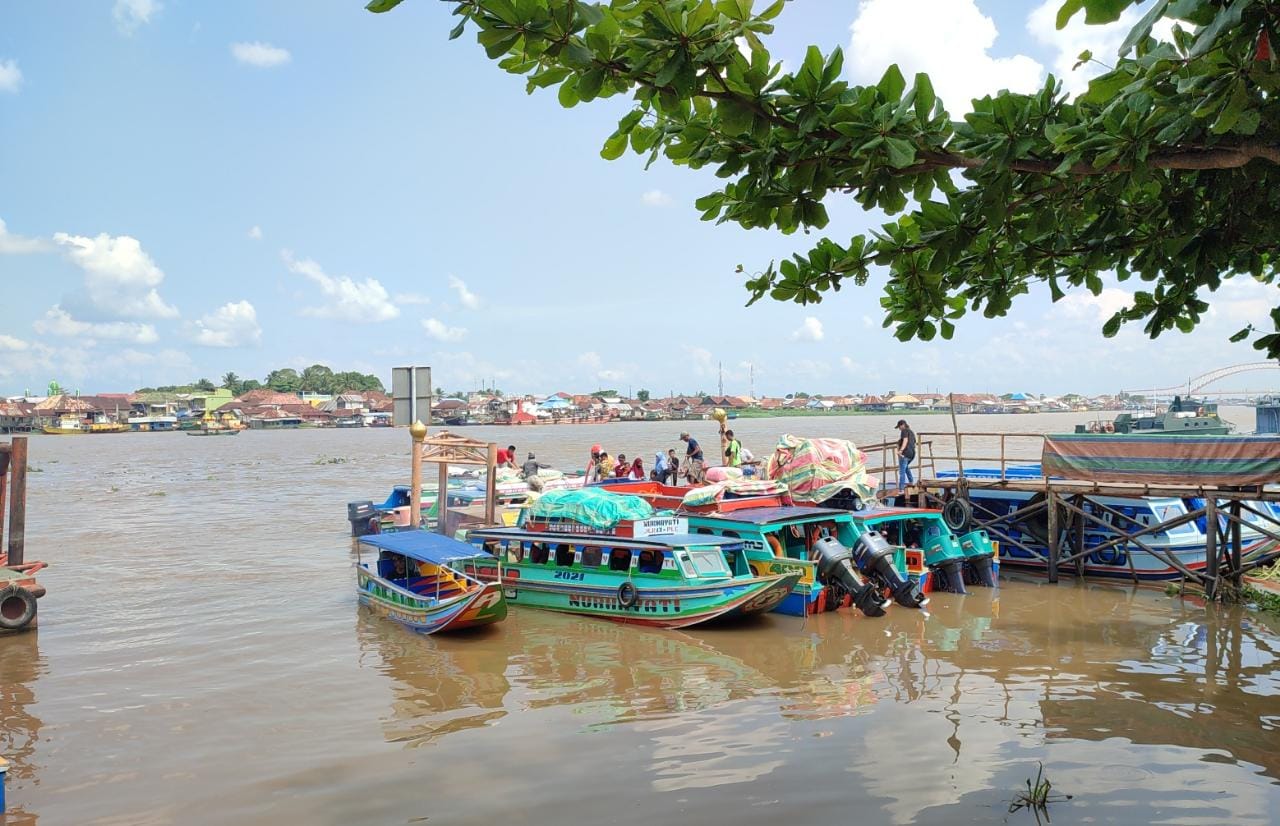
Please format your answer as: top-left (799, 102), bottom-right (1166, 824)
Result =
top-left (465, 524), bottom-right (799, 629)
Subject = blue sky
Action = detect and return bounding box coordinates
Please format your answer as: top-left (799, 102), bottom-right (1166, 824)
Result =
top-left (1, 0), bottom-right (1277, 397)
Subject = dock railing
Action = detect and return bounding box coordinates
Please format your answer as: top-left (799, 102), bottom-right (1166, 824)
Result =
top-left (0, 436), bottom-right (28, 566)
top-left (870, 429), bottom-right (1280, 598)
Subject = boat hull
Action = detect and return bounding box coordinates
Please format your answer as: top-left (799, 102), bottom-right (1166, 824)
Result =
top-left (357, 570), bottom-right (507, 634)
top-left (472, 564), bottom-right (798, 629)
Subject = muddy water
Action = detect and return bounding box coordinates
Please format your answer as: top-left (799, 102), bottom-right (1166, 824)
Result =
top-left (2, 409), bottom-right (1278, 825)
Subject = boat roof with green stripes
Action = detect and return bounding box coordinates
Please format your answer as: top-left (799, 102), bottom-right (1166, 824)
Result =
top-left (468, 526), bottom-right (743, 550)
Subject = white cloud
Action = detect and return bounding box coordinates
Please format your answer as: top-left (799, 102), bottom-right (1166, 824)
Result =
top-left (1055, 287), bottom-right (1133, 321)
top-left (792, 316), bottom-right (825, 341)
top-left (0, 334), bottom-right (30, 351)
top-left (641, 189), bottom-right (674, 207)
top-left (598, 368), bottom-right (626, 382)
top-left (283, 251), bottom-right (399, 322)
top-left (423, 317), bottom-right (467, 342)
top-left (448, 275), bottom-right (481, 309)
top-left (1027, 1), bottom-right (1177, 97)
top-left (0, 218), bottom-right (47, 253)
top-left (394, 292), bottom-right (431, 306)
top-left (247, 225), bottom-right (263, 240)
top-left (192, 300), bottom-right (262, 347)
top-left (849, 0), bottom-right (1043, 113)
top-left (577, 351), bottom-right (627, 382)
top-left (114, 0), bottom-right (161, 35)
top-left (52, 231), bottom-right (178, 319)
top-left (578, 351), bottom-right (603, 370)
top-left (33, 306), bottom-right (159, 344)
top-left (231, 42), bottom-right (291, 68)
top-left (0, 59), bottom-right (22, 94)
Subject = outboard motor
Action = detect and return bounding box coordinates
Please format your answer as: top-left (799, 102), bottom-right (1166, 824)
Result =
top-left (958, 529), bottom-right (999, 587)
top-left (853, 530), bottom-right (928, 609)
top-left (922, 523), bottom-right (968, 595)
top-left (347, 500), bottom-right (380, 537)
top-left (811, 533), bottom-right (891, 618)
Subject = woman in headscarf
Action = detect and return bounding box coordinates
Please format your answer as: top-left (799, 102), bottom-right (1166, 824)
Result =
top-left (629, 456), bottom-right (644, 480)
top-left (653, 451), bottom-right (668, 482)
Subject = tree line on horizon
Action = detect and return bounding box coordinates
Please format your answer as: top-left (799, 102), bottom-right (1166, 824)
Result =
top-left (134, 364), bottom-right (386, 397)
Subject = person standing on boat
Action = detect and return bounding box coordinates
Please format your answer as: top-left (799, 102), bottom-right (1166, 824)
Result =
top-left (614, 453), bottom-right (630, 478)
top-left (585, 444), bottom-right (603, 483)
top-left (496, 444), bottom-right (517, 468)
top-left (653, 451), bottom-right (668, 482)
top-left (666, 448), bottom-right (680, 484)
top-left (896, 419), bottom-right (916, 492)
top-left (724, 429), bottom-right (743, 468)
top-left (522, 452), bottom-right (550, 490)
top-left (680, 432), bottom-right (705, 483)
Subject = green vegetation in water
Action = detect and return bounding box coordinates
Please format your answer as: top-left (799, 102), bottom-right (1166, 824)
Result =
top-left (314, 456), bottom-right (349, 465)
top-left (1008, 763), bottom-right (1070, 823)
top-left (109, 486), bottom-right (119, 493)
top-left (25, 465), bottom-right (42, 473)
top-left (148, 491), bottom-right (167, 497)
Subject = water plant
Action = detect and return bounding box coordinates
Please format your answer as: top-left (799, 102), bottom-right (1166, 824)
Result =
top-left (1008, 763), bottom-right (1070, 823)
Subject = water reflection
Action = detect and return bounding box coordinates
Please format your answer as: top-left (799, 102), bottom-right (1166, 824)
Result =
top-left (0, 631), bottom-right (45, 825)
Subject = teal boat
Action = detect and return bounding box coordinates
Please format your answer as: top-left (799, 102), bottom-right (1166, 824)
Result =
top-left (466, 526), bottom-right (799, 629)
top-left (686, 505), bottom-right (929, 617)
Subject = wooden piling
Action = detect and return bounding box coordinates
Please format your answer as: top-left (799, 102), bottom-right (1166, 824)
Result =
top-left (1204, 499), bottom-right (1217, 600)
top-left (437, 461), bottom-right (450, 536)
top-left (1046, 488), bottom-right (1059, 584)
top-left (409, 421), bottom-right (426, 530)
top-left (1229, 499), bottom-right (1243, 590)
top-left (7, 437), bottom-right (27, 566)
top-left (484, 443), bottom-right (498, 527)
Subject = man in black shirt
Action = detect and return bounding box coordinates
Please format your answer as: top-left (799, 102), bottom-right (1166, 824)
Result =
top-left (679, 431), bottom-right (705, 483)
top-left (896, 419), bottom-right (916, 492)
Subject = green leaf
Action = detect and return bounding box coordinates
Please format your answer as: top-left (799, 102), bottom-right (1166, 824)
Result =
top-left (884, 137), bottom-right (917, 168)
top-left (913, 73), bottom-right (935, 122)
top-left (600, 132), bottom-right (629, 160)
top-left (557, 76), bottom-right (580, 108)
top-left (758, 0), bottom-right (786, 21)
top-left (1189, 0), bottom-right (1251, 59)
top-left (1102, 314), bottom-right (1123, 337)
top-left (448, 18), bottom-right (467, 40)
top-left (655, 52), bottom-right (685, 88)
top-left (1056, 0), bottom-right (1085, 29)
top-left (1210, 80), bottom-right (1249, 135)
top-left (365, 0), bottom-right (404, 12)
top-left (877, 64), bottom-right (906, 101)
top-left (1119, 0), bottom-right (1170, 55)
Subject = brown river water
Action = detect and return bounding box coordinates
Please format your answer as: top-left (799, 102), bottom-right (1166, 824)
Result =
top-left (3, 409), bottom-right (1278, 825)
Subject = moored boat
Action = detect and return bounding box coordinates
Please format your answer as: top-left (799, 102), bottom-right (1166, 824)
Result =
top-left (355, 531), bottom-right (507, 634)
top-left (465, 489), bottom-right (799, 628)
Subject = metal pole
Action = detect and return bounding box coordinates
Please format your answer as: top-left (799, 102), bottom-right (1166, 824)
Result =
top-left (409, 421), bottom-right (426, 530)
top-left (949, 393), bottom-right (963, 478)
top-left (7, 437), bottom-right (27, 566)
top-left (1046, 488), bottom-right (1059, 584)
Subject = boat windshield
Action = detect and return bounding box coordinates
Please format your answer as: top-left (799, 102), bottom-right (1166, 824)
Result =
top-left (681, 547), bottom-right (731, 578)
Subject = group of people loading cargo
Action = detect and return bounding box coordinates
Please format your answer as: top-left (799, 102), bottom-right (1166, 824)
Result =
top-left (581, 426), bottom-right (756, 486)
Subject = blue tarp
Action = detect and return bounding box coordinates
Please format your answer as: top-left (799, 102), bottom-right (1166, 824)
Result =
top-left (360, 531), bottom-right (493, 565)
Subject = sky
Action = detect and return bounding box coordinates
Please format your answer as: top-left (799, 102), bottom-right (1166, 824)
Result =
top-left (1, 0), bottom-right (1278, 398)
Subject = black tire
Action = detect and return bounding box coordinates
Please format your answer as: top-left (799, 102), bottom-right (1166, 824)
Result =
top-left (0, 584), bottom-right (37, 631)
top-left (942, 497), bottom-right (972, 532)
top-left (618, 581), bottom-right (639, 609)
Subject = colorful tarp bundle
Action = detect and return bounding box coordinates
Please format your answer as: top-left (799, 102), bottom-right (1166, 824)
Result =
top-left (1042, 434), bottom-right (1280, 486)
top-left (681, 478), bottom-right (790, 508)
top-left (765, 434), bottom-right (879, 505)
top-left (524, 487), bottom-right (656, 529)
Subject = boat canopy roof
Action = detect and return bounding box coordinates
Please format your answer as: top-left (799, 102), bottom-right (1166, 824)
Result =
top-left (472, 527), bottom-right (742, 549)
top-left (694, 505), bottom-right (850, 525)
top-left (360, 531), bottom-right (494, 565)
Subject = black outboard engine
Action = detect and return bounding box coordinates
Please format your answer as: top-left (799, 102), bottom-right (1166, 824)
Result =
top-left (811, 534), bottom-right (891, 618)
top-left (853, 530), bottom-right (928, 609)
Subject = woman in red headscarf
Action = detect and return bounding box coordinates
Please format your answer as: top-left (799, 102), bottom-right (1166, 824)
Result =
top-left (629, 456), bottom-right (644, 480)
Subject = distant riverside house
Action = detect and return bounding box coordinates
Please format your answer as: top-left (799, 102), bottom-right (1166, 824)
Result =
top-left (758, 397), bottom-right (784, 410)
top-left (858, 395), bottom-right (888, 412)
top-left (0, 402), bottom-right (35, 433)
top-left (886, 393), bottom-right (920, 410)
top-left (32, 394), bottom-right (97, 426)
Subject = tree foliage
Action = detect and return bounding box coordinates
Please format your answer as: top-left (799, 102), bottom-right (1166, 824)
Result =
top-left (370, 0), bottom-right (1280, 356)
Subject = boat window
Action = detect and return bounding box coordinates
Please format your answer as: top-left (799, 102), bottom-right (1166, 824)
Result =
top-left (580, 545), bottom-right (603, 567)
top-left (722, 530), bottom-right (740, 538)
top-left (529, 542), bottom-right (550, 565)
top-left (637, 548), bottom-right (663, 574)
top-left (608, 547), bottom-right (632, 571)
top-left (684, 548), bottom-right (731, 577)
top-left (694, 527), bottom-right (714, 535)
top-left (555, 543), bottom-right (576, 567)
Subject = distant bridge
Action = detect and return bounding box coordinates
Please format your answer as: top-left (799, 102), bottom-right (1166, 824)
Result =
top-left (1136, 362), bottom-right (1280, 396)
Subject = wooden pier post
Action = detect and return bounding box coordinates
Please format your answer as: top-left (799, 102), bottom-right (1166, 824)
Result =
top-left (1046, 488), bottom-right (1059, 584)
top-left (7, 437), bottom-right (27, 566)
top-left (1229, 499), bottom-right (1243, 590)
top-left (484, 443), bottom-right (498, 527)
top-left (437, 460), bottom-right (450, 536)
top-left (1204, 499), bottom-right (1217, 600)
top-left (409, 421), bottom-right (426, 530)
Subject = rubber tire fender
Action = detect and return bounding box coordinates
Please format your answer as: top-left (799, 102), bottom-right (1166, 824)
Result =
top-left (942, 498), bottom-right (972, 532)
top-left (617, 581), bottom-right (639, 609)
top-left (766, 534), bottom-right (785, 558)
top-left (0, 584), bottom-right (37, 631)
